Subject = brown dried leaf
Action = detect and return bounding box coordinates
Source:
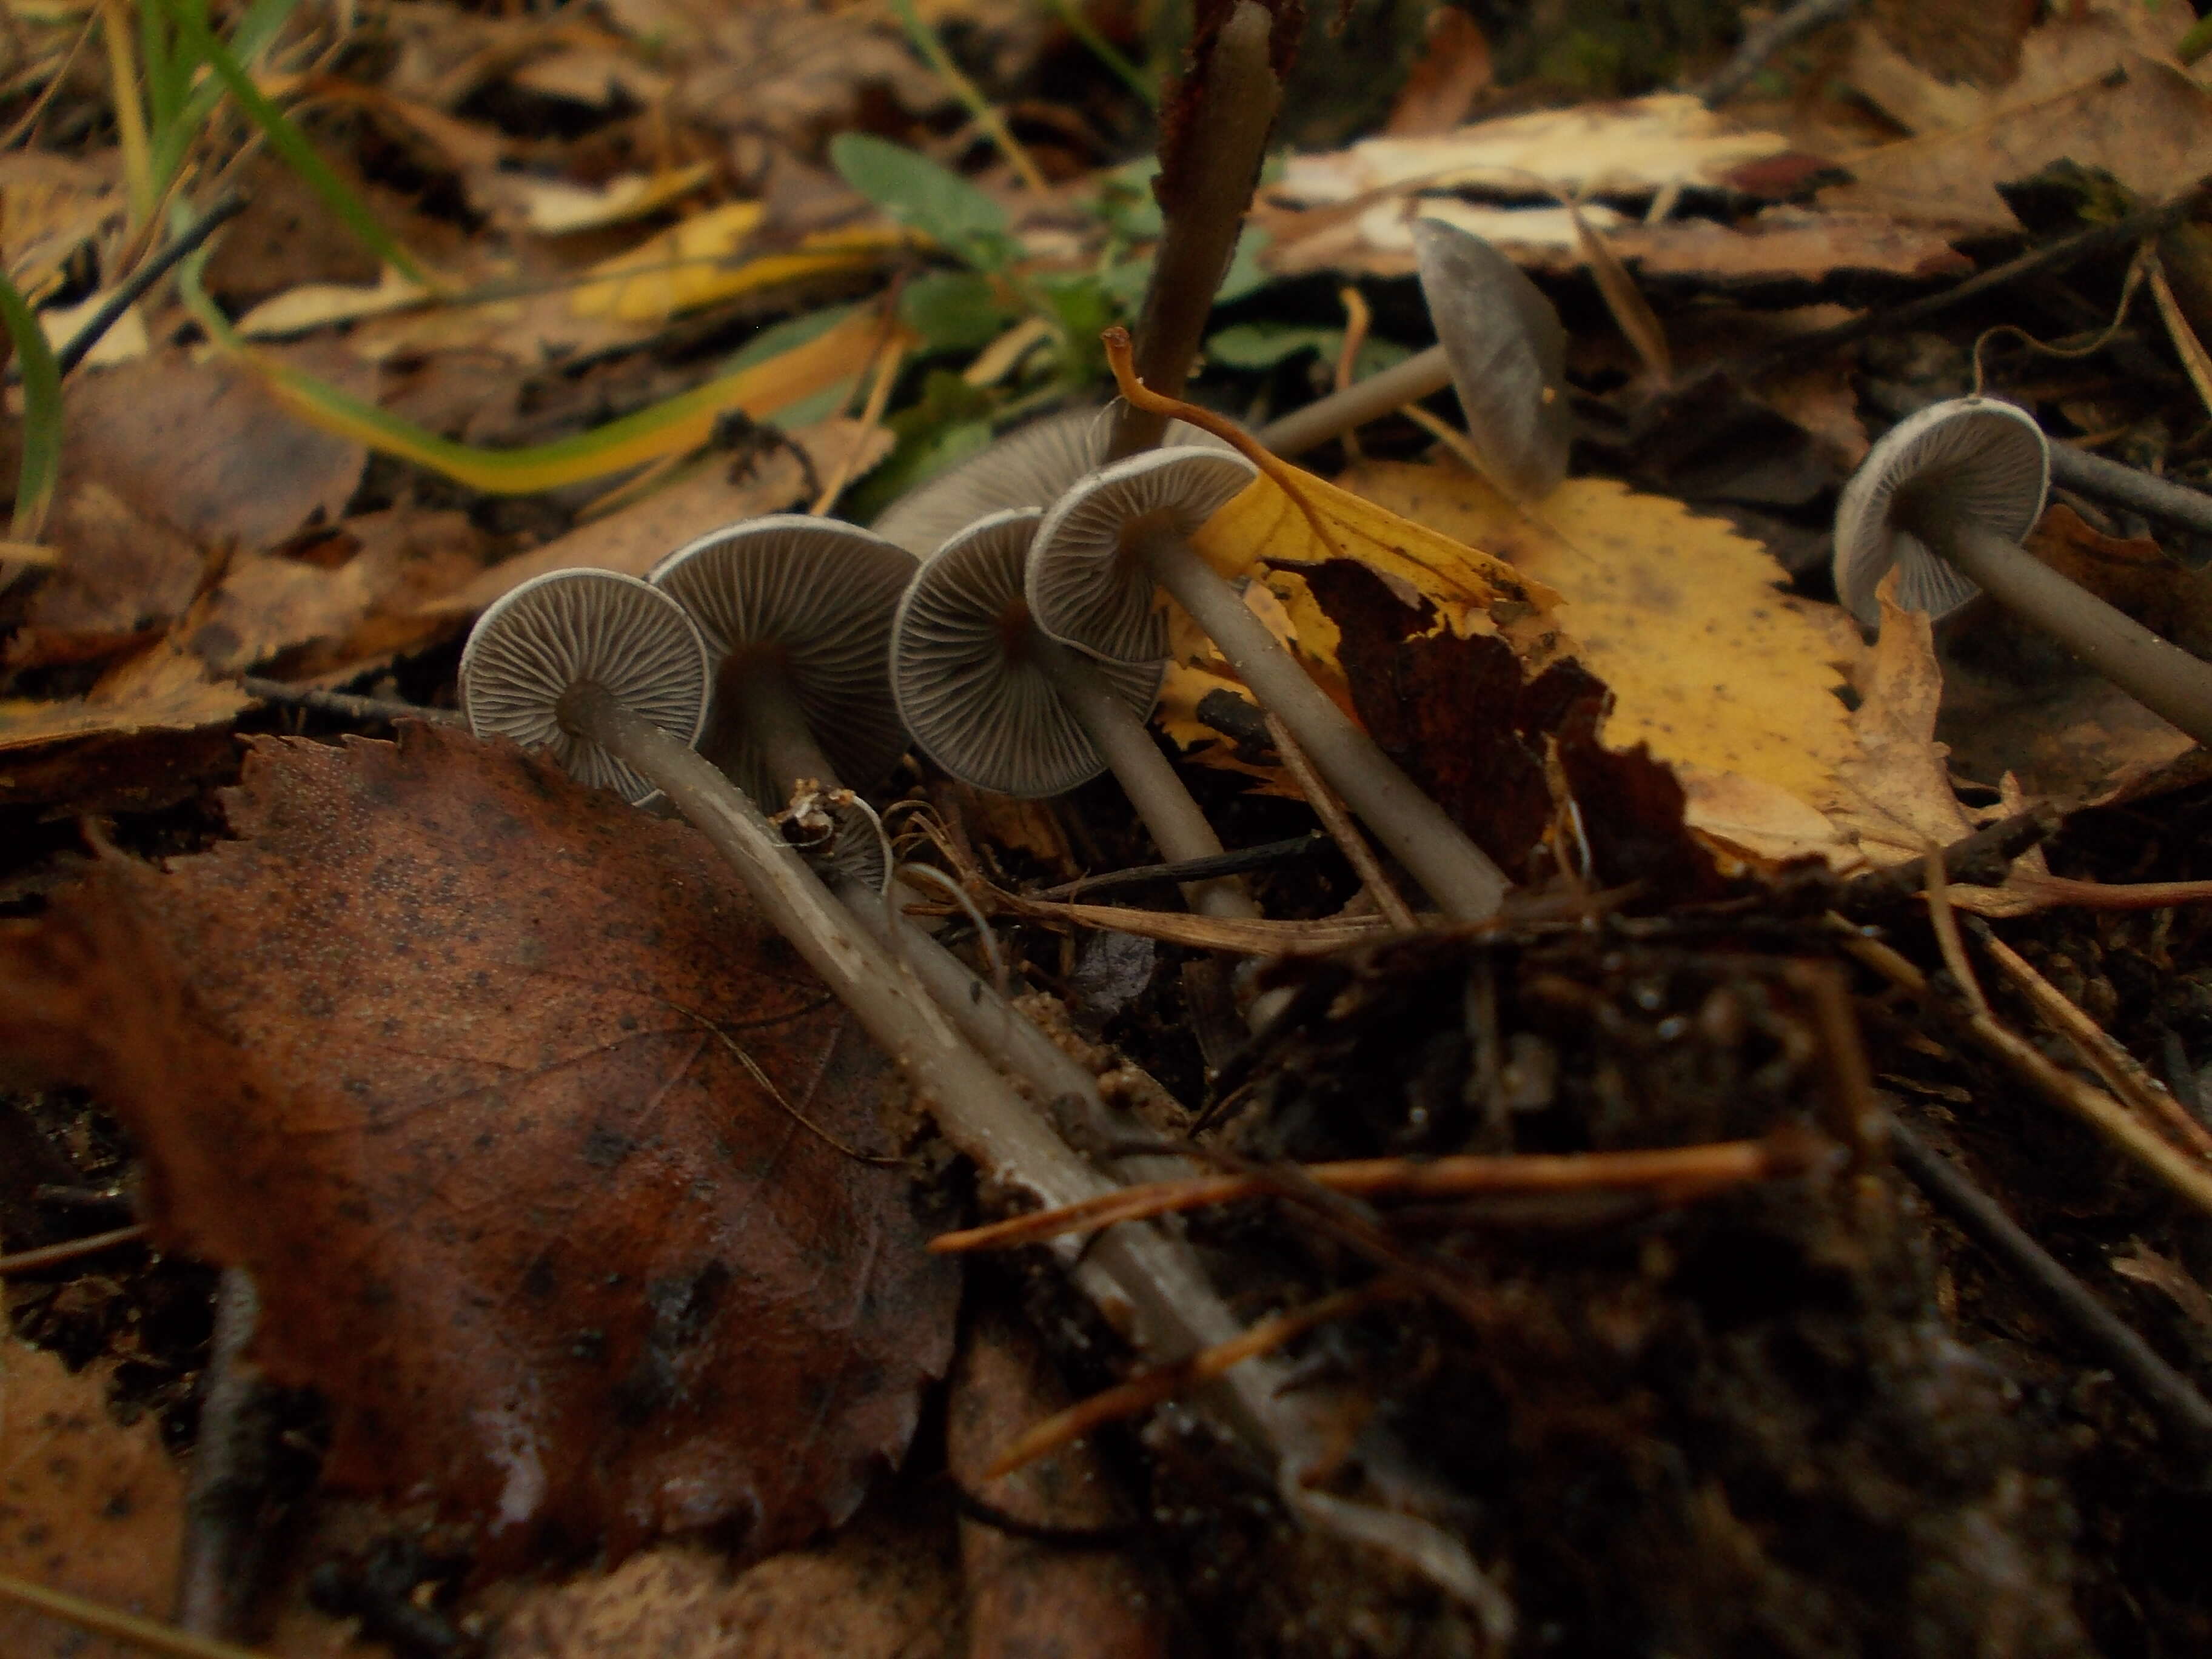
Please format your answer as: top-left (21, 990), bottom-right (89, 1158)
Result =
top-left (422, 421), bottom-right (890, 617)
top-left (61, 346), bottom-right (372, 555)
top-left (0, 1344), bottom-right (183, 1659)
top-left (950, 1311), bottom-right (1170, 1659)
top-left (1382, 6), bottom-right (1492, 138)
top-left (16, 482), bottom-right (205, 664)
top-left (0, 724), bottom-right (958, 1567)
top-left (0, 646), bottom-right (249, 756)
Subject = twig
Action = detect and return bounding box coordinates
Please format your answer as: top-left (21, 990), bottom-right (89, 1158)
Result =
top-left (986, 1281), bottom-right (1404, 1478)
top-left (53, 194), bottom-right (246, 378)
top-left (931, 1131), bottom-right (1832, 1252)
top-left (239, 678), bottom-right (460, 725)
top-left (809, 324), bottom-right (903, 516)
top-left (0, 1222), bottom-right (146, 1275)
top-left (1744, 189), bottom-right (2212, 377)
top-left (1923, 846), bottom-right (1992, 1022)
top-left (1779, 960), bottom-right (1885, 1165)
top-left (0, 11), bottom-right (98, 151)
top-left (1966, 917), bottom-right (2212, 1165)
top-left (175, 1270), bottom-right (276, 1640)
top-left (1828, 914), bottom-right (2212, 1218)
top-left (1838, 804), bottom-right (2060, 907)
top-left (1264, 711), bottom-right (1417, 932)
top-left (0, 1571), bottom-right (270, 1659)
top-left (1691, 0), bottom-right (1865, 107)
top-left (1888, 1116), bottom-right (2212, 1463)
top-left (1032, 832), bottom-right (1329, 902)
top-left (889, 0), bottom-right (1048, 194)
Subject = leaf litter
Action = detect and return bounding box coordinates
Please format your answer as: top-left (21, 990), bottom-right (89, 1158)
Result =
top-left (9, 0), bottom-right (2212, 1652)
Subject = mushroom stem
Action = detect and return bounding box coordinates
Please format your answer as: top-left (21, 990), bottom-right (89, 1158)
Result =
top-left (1133, 528), bottom-right (1511, 922)
top-left (716, 656), bottom-right (837, 795)
top-left (717, 662), bottom-right (1164, 1156)
top-left (1030, 632), bottom-right (1261, 922)
top-left (551, 679), bottom-right (1326, 1467)
top-left (1914, 504), bottom-right (2212, 747)
top-left (1256, 345), bottom-right (1452, 458)
top-left (1108, 0), bottom-right (1281, 461)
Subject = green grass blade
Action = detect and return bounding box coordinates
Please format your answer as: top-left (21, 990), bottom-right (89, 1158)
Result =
top-left (156, 0), bottom-right (443, 292)
top-left (0, 269), bottom-right (63, 541)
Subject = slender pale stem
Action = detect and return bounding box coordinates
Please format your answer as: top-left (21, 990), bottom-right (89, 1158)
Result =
top-left (1031, 631), bottom-right (1260, 922)
top-left (1134, 530), bottom-right (1510, 922)
top-left (1917, 506), bottom-right (2212, 748)
top-left (1256, 344), bottom-right (1452, 458)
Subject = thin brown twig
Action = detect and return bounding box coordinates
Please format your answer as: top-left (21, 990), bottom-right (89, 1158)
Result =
top-left (932, 1132), bottom-right (1831, 1253)
top-left (0, 1571), bottom-right (269, 1659)
top-left (986, 1280), bottom-right (1407, 1478)
top-left (0, 1222), bottom-right (147, 1275)
top-left (1923, 846), bottom-right (1992, 1022)
top-left (1828, 914), bottom-right (2212, 1217)
top-left (1968, 919), bottom-right (2212, 1167)
top-left (1264, 711), bottom-right (1416, 932)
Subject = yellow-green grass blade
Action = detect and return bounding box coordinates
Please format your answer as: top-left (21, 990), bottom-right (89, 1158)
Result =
top-left (0, 267), bottom-right (63, 540)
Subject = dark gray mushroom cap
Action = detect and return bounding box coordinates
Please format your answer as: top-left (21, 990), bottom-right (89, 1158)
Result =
top-left (1832, 397), bottom-right (2051, 625)
top-left (648, 514), bottom-right (918, 804)
top-left (460, 568), bottom-right (709, 806)
top-left (1024, 446), bottom-right (1259, 665)
top-left (871, 410), bottom-right (1237, 557)
top-left (891, 508), bottom-right (1162, 798)
top-left (1412, 218), bottom-right (1572, 504)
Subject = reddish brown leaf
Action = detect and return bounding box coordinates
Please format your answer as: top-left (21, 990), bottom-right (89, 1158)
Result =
top-left (0, 723), bottom-right (958, 1569)
top-left (1293, 559), bottom-right (1724, 898)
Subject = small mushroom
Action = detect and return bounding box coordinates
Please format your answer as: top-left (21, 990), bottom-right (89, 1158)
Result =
top-left (648, 513), bottom-right (917, 880)
top-left (460, 568), bottom-right (709, 806)
top-left (458, 569), bottom-right (1342, 1483)
top-left (872, 410), bottom-right (1235, 558)
top-left (893, 508), bottom-right (1260, 923)
top-left (1834, 397), bottom-right (2212, 748)
top-left (1257, 218), bottom-right (1569, 501)
top-left (1026, 447), bottom-right (1513, 922)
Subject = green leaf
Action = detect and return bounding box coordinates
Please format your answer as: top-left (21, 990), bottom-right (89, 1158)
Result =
top-left (848, 370), bottom-right (997, 520)
top-left (1207, 322), bottom-right (1341, 370)
top-left (900, 270), bottom-right (1016, 353)
top-left (0, 269), bottom-right (62, 541)
top-left (828, 133), bottom-right (1015, 272)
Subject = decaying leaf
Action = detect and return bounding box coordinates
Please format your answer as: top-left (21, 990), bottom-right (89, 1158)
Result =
top-left (0, 1344), bottom-right (183, 1659)
top-left (423, 419), bottom-right (890, 617)
top-left (569, 203), bottom-right (911, 324)
top-left (1344, 459), bottom-right (1861, 820)
top-left (1293, 557), bottom-right (1723, 897)
top-left (0, 725), bottom-right (959, 1567)
top-left (0, 647), bottom-right (249, 756)
top-left (61, 346), bottom-right (372, 555)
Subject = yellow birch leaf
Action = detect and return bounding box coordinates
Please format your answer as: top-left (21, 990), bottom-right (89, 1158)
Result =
top-left (1344, 458), bottom-right (1859, 816)
top-left (1187, 463), bottom-right (1573, 674)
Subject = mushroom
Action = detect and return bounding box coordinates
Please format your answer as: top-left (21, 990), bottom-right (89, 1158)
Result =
top-left (871, 409), bottom-right (1235, 559)
top-left (891, 508), bottom-right (1261, 924)
top-left (1834, 397), bottom-right (2212, 748)
top-left (1026, 446), bottom-right (1513, 922)
top-left (647, 516), bottom-right (1165, 1141)
top-left (458, 566), bottom-right (1350, 1488)
top-left (1256, 218), bottom-right (1570, 504)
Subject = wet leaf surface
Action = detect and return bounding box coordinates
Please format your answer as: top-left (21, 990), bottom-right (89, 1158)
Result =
top-left (0, 723), bottom-right (958, 1569)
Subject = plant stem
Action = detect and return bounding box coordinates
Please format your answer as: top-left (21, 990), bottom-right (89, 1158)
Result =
top-left (1917, 506), bottom-right (2212, 746)
top-left (1108, 0), bottom-right (1281, 460)
top-left (1256, 345), bottom-right (1451, 457)
top-left (1135, 529), bottom-right (1510, 922)
top-left (1031, 632), bottom-right (1260, 922)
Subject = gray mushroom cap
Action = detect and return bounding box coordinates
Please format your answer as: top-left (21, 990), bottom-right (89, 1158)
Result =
top-left (891, 508), bottom-right (1163, 798)
top-left (1024, 446), bottom-right (1259, 665)
top-left (648, 514), bottom-right (918, 806)
top-left (1832, 397), bottom-right (2051, 625)
top-left (1412, 217), bottom-right (1571, 504)
top-left (460, 568), bottom-right (709, 806)
top-left (870, 410), bottom-right (1239, 558)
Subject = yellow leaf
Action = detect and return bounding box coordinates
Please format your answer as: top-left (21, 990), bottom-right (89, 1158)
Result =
top-left (1345, 458), bottom-right (1859, 815)
top-left (569, 204), bottom-right (913, 323)
top-left (1188, 463), bottom-right (1572, 673)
